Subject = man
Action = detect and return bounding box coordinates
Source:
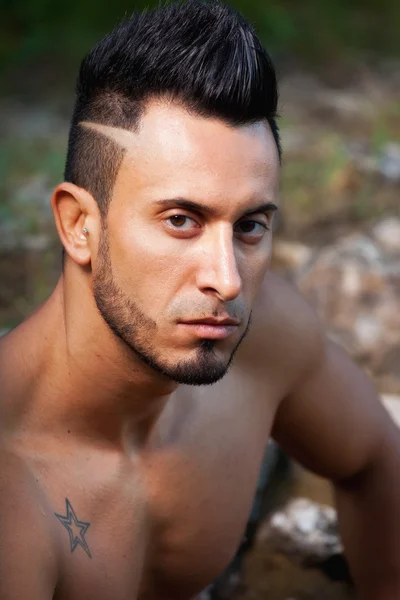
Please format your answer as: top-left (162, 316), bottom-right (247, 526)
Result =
top-left (1, 1), bottom-right (400, 598)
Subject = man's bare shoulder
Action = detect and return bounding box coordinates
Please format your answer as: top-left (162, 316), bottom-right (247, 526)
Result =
top-left (238, 271), bottom-right (324, 394)
top-left (0, 439), bottom-right (59, 595)
top-left (0, 327), bottom-right (59, 592)
top-left (0, 316), bottom-right (45, 406)
top-left (0, 403), bottom-right (55, 541)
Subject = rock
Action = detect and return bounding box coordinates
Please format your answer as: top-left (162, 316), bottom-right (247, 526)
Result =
top-left (258, 498), bottom-right (342, 568)
top-left (381, 394), bottom-right (400, 428)
top-left (353, 314), bottom-right (382, 352)
top-left (295, 231), bottom-right (400, 389)
top-left (372, 217), bottom-right (400, 254)
top-left (378, 143), bottom-right (400, 181)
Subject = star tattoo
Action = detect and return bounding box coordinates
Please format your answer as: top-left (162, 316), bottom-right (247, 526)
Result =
top-left (55, 498), bottom-right (92, 559)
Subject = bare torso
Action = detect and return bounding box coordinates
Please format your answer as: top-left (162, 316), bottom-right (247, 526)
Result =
top-left (0, 274), bottom-right (313, 600)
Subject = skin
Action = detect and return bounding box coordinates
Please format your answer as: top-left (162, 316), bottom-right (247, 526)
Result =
top-left (1, 99), bottom-right (400, 600)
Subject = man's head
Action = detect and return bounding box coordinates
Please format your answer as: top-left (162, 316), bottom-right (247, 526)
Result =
top-left (55, 0), bottom-right (280, 386)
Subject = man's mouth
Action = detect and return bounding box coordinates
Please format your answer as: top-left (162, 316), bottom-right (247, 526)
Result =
top-left (181, 316), bottom-right (240, 326)
top-left (178, 316), bottom-right (241, 340)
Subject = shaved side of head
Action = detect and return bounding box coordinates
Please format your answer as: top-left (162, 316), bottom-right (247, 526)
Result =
top-left (79, 121), bottom-right (139, 152)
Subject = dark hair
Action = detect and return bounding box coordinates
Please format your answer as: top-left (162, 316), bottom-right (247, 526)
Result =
top-left (64, 0), bottom-right (280, 217)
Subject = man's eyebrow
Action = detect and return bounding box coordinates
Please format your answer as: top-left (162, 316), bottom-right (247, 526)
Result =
top-left (154, 198), bottom-right (278, 217)
top-left (154, 198), bottom-right (218, 216)
top-left (242, 202), bottom-right (278, 216)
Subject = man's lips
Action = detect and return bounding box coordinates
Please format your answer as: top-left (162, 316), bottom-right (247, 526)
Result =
top-left (178, 317), bottom-right (241, 340)
top-left (179, 317), bottom-right (240, 326)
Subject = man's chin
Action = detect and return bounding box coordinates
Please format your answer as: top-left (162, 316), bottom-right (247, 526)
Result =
top-left (155, 326), bottom-right (250, 385)
top-left (152, 353), bottom-right (231, 386)
top-left (171, 363), bottom-right (230, 386)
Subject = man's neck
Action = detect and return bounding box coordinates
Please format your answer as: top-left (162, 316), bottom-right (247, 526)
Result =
top-left (3, 275), bottom-right (177, 454)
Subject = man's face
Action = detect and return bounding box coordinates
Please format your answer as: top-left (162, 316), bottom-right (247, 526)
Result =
top-left (91, 101), bottom-right (280, 385)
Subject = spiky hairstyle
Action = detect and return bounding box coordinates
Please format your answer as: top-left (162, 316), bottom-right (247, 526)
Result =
top-left (64, 0), bottom-right (280, 216)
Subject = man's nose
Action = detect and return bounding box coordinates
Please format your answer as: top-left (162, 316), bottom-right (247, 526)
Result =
top-left (196, 225), bottom-right (242, 302)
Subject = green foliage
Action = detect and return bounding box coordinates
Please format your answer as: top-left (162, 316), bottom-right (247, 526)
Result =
top-left (0, 0), bottom-right (399, 76)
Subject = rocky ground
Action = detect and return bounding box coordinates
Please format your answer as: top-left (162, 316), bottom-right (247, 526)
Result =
top-left (1, 64), bottom-right (399, 598)
top-left (272, 220), bottom-right (400, 395)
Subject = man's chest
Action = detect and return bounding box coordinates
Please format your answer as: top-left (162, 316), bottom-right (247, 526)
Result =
top-left (140, 370), bottom-right (276, 589)
top-left (43, 374), bottom-right (277, 598)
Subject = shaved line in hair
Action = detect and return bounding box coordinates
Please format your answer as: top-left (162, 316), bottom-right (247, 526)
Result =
top-left (79, 121), bottom-right (139, 151)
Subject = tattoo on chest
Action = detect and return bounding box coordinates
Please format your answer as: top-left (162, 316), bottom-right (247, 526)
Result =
top-left (55, 498), bottom-right (92, 559)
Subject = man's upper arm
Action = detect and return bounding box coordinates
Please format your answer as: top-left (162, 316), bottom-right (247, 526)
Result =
top-left (269, 286), bottom-right (396, 481)
top-left (0, 459), bottom-right (58, 599)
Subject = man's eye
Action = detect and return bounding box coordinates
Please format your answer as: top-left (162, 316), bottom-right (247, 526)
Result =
top-left (167, 215), bottom-right (198, 230)
top-left (235, 221), bottom-right (268, 235)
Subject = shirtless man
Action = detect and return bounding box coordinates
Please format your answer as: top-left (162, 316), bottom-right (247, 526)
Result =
top-left (1, 1), bottom-right (400, 599)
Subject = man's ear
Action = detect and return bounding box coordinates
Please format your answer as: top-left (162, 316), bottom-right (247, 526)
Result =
top-left (51, 182), bottom-right (100, 266)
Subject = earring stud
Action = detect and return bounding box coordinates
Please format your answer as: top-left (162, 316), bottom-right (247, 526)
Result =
top-left (82, 227), bottom-right (89, 235)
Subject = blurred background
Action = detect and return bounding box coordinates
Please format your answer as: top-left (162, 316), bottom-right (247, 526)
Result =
top-left (1, 1), bottom-right (399, 598)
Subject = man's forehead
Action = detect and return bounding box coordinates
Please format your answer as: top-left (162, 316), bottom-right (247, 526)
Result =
top-left (79, 121), bottom-right (138, 151)
top-left (79, 115), bottom-right (279, 179)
